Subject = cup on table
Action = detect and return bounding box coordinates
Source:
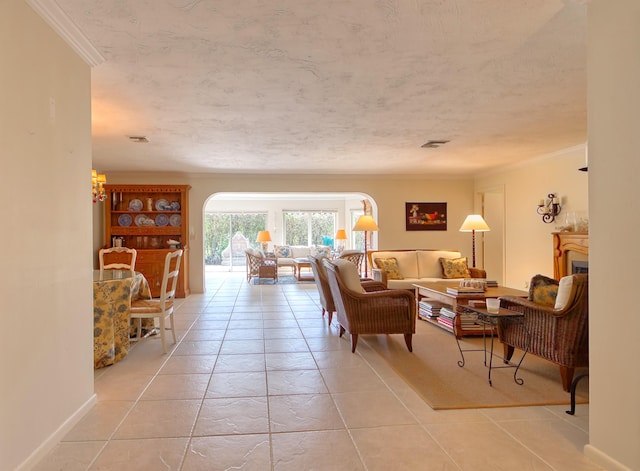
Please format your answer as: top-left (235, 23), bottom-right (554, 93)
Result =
top-left (486, 298), bottom-right (500, 314)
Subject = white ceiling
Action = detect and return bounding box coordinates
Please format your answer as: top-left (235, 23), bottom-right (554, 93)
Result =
top-left (39, 0), bottom-right (587, 176)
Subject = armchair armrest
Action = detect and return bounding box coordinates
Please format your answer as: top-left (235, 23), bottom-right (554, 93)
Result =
top-left (371, 268), bottom-right (387, 285)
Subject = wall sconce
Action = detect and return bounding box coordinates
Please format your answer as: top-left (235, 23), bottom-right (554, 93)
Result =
top-left (537, 193), bottom-right (561, 223)
top-left (92, 169), bottom-right (107, 203)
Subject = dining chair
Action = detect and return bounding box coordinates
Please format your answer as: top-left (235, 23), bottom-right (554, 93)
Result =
top-left (129, 250), bottom-right (183, 353)
top-left (99, 246), bottom-right (138, 273)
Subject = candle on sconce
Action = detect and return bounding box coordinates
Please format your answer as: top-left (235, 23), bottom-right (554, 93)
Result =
top-left (539, 199), bottom-right (545, 206)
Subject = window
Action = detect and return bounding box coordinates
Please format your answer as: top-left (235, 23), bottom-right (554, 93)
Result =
top-left (350, 209), bottom-right (364, 250)
top-left (204, 212), bottom-right (267, 265)
top-left (283, 211), bottom-right (336, 246)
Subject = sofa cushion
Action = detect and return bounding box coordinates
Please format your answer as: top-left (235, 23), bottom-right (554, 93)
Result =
top-left (291, 245), bottom-right (312, 259)
top-left (274, 245), bottom-right (291, 258)
top-left (312, 245), bottom-right (331, 258)
top-left (554, 275), bottom-right (574, 310)
top-left (440, 257), bottom-right (471, 279)
top-left (333, 259), bottom-right (365, 293)
top-left (417, 250), bottom-right (462, 278)
top-left (373, 257), bottom-right (404, 280)
top-left (528, 274), bottom-right (559, 307)
top-left (372, 251), bottom-right (419, 279)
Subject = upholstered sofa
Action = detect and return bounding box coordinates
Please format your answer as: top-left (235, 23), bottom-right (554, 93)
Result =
top-left (273, 244), bottom-right (331, 273)
top-left (368, 249), bottom-right (487, 290)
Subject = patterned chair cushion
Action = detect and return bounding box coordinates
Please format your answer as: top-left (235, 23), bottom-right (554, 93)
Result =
top-left (440, 257), bottom-right (471, 279)
top-left (528, 274), bottom-right (559, 307)
top-left (274, 245), bottom-right (291, 258)
top-left (374, 257), bottom-right (404, 280)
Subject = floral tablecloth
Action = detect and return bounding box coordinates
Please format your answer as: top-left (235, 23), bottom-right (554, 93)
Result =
top-left (93, 270), bottom-right (151, 368)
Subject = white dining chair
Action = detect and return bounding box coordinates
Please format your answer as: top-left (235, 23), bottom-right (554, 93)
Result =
top-left (99, 246), bottom-right (138, 274)
top-left (129, 250), bottom-right (183, 353)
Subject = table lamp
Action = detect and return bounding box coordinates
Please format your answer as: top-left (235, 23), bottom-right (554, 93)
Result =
top-left (352, 215), bottom-right (379, 276)
top-left (459, 215), bottom-right (490, 268)
top-left (334, 229), bottom-right (347, 254)
top-left (256, 230), bottom-right (272, 252)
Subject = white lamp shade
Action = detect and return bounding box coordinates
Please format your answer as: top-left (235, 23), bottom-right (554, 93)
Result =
top-left (352, 215), bottom-right (379, 232)
top-left (459, 214), bottom-right (490, 232)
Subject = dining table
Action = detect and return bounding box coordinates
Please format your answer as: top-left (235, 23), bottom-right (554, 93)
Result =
top-left (92, 269), bottom-right (152, 368)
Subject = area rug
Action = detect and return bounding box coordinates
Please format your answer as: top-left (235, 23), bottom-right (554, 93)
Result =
top-left (361, 318), bottom-right (589, 410)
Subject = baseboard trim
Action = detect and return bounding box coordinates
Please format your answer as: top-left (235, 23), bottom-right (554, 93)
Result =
top-left (584, 444), bottom-right (634, 471)
top-left (15, 393), bottom-right (97, 471)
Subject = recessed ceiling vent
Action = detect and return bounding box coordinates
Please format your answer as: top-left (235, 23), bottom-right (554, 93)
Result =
top-left (128, 136), bottom-right (149, 143)
top-left (421, 140), bottom-right (449, 148)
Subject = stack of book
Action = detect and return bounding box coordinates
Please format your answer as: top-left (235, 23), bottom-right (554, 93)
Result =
top-left (437, 307), bottom-right (457, 328)
top-left (418, 299), bottom-right (446, 319)
top-left (484, 280), bottom-right (499, 287)
top-left (445, 286), bottom-right (485, 295)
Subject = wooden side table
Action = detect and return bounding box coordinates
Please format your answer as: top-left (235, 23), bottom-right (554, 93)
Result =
top-left (258, 261), bottom-right (277, 283)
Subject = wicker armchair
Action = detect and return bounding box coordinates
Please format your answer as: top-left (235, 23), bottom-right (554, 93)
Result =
top-left (498, 273), bottom-right (589, 392)
top-left (324, 258), bottom-right (416, 353)
top-left (338, 250), bottom-right (365, 276)
top-left (245, 248), bottom-right (277, 283)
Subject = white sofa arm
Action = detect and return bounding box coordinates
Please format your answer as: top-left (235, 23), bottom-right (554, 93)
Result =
top-left (372, 268), bottom-right (386, 284)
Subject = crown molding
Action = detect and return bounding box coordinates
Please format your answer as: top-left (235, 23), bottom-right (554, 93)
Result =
top-left (26, 0), bottom-right (105, 67)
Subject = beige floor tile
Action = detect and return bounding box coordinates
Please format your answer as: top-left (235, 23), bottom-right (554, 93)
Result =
top-left (182, 435), bottom-right (271, 471)
top-left (173, 340), bottom-right (222, 355)
top-left (182, 329), bottom-right (226, 341)
top-left (264, 337), bottom-right (311, 353)
top-left (193, 397), bottom-right (269, 435)
top-left (113, 399), bottom-right (201, 439)
top-left (269, 394), bottom-right (345, 433)
top-left (332, 390), bottom-right (418, 428)
top-left (63, 401), bottom-right (134, 441)
top-left (267, 369), bottom-right (328, 395)
top-left (266, 352), bottom-right (317, 370)
top-left (223, 328), bottom-right (265, 340)
top-left (320, 366), bottom-right (388, 393)
top-left (94, 373), bottom-right (155, 401)
top-left (192, 319), bottom-right (229, 330)
top-left (219, 339), bottom-right (265, 354)
top-left (158, 354), bottom-right (217, 374)
top-left (271, 430), bottom-right (365, 470)
top-left (89, 437), bottom-right (189, 470)
top-left (141, 373), bottom-right (210, 400)
top-left (32, 441), bottom-right (106, 471)
top-left (213, 353), bottom-right (266, 372)
top-left (263, 319), bottom-right (300, 329)
top-left (206, 371), bottom-right (267, 398)
top-left (351, 424), bottom-right (459, 470)
top-left (263, 327), bottom-right (304, 339)
top-left (227, 319), bottom-right (262, 329)
top-left (312, 349), bottom-right (368, 369)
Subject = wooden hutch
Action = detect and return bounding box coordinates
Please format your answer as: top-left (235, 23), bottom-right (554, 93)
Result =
top-left (103, 184), bottom-right (191, 297)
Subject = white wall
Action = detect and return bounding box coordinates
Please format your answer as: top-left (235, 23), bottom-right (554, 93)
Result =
top-left (475, 146), bottom-right (589, 289)
top-left (585, 1), bottom-right (640, 469)
top-left (0, 1), bottom-right (95, 469)
top-left (102, 173), bottom-right (476, 292)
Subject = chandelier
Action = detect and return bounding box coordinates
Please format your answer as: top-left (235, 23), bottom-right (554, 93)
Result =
top-left (92, 169), bottom-right (107, 203)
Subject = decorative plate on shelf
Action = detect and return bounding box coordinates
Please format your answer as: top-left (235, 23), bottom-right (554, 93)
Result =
top-left (135, 214), bottom-right (155, 226)
top-left (155, 214), bottom-right (169, 226)
top-left (118, 214), bottom-right (132, 227)
top-left (128, 199), bottom-right (143, 211)
top-left (169, 201), bottom-right (181, 211)
top-left (169, 214), bottom-right (182, 227)
top-left (155, 199), bottom-right (169, 211)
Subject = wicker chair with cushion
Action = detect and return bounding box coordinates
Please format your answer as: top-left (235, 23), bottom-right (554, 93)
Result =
top-left (309, 256), bottom-right (336, 325)
top-left (498, 273), bottom-right (589, 392)
top-left (324, 258), bottom-right (416, 353)
top-left (245, 248), bottom-right (277, 283)
top-left (337, 250), bottom-right (365, 276)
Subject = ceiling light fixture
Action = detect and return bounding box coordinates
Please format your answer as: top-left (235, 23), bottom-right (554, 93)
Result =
top-left (421, 140), bottom-right (450, 148)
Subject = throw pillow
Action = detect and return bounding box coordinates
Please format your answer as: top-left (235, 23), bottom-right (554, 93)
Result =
top-left (440, 257), bottom-right (471, 279)
top-left (528, 274), bottom-right (559, 307)
top-left (374, 257), bottom-right (404, 280)
top-left (274, 245), bottom-right (291, 258)
top-left (313, 245), bottom-right (331, 258)
top-left (554, 275), bottom-right (575, 310)
top-left (332, 259), bottom-right (365, 293)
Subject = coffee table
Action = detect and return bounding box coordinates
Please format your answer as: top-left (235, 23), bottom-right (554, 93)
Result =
top-left (413, 282), bottom-right (527, 338)
top-left (293, 258), bottom-right (314, 281)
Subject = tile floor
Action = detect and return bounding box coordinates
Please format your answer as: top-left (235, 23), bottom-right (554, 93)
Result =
top-left (33, 269), bottom-right (603, 470)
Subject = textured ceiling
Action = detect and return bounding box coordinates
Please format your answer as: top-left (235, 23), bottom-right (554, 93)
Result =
top-left (48, 0), bottom-right (587, 176)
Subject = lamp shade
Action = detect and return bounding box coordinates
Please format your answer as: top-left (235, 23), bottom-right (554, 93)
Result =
top-left (256, 230), bottom-right (272, 242)
top-left (459, 215), bottom-right (490, 232)
top-left (334, 229), bottom-right (347, 240)
top-left (352, 215), bottom-right (379, 232)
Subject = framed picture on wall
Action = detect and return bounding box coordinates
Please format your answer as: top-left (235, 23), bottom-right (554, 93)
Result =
top-left (405, 202), bottom-right (447, 231)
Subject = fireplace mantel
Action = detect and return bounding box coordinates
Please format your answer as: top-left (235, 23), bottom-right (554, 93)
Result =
top-left (553, 232), bottom-right (589, 279)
